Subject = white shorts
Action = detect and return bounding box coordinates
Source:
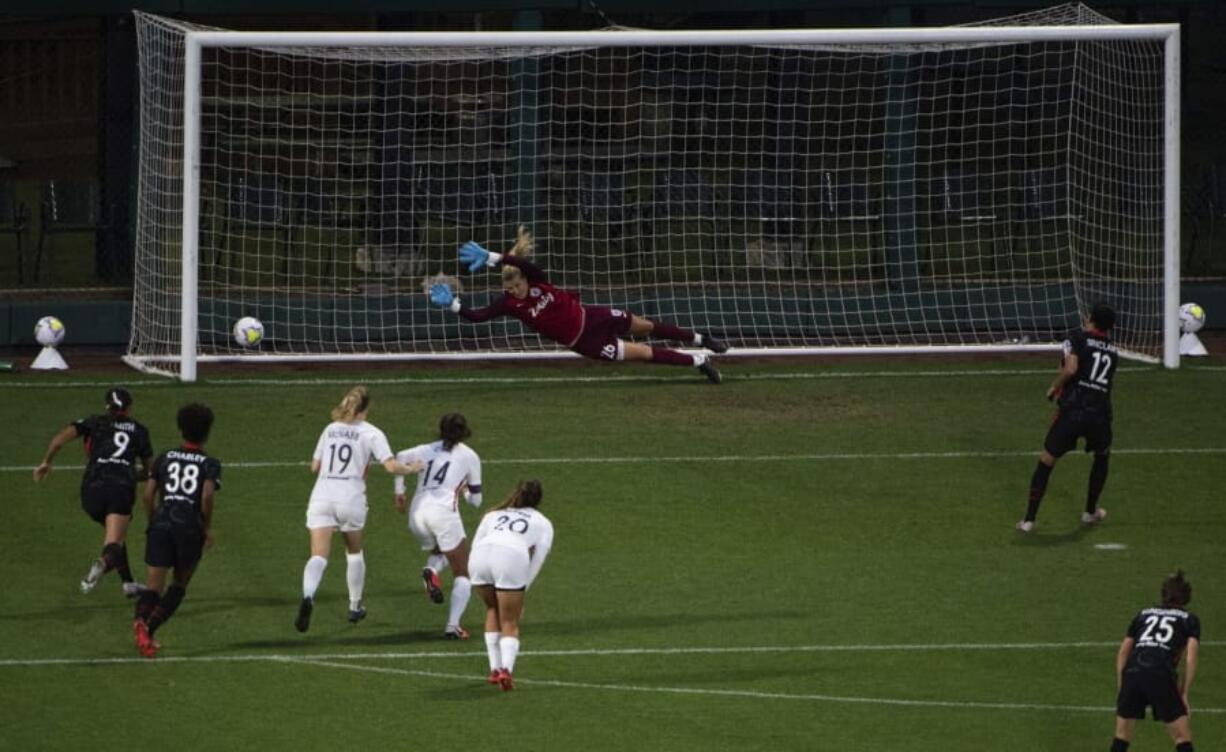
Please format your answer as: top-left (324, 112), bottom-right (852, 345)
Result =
top-left (408, 502), bottom-right (466, 553)
top-left (306, 498), bottom-right (368, 532)
top-left (469, 543), bottom-right (530, 590)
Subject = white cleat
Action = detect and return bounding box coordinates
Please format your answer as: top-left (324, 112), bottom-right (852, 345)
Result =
top-left (122, 581), bottom-right (146, 598)
top-left (1081, 508), bottom-right (1107, 525)
top-left (1015, 520), bottom-right (1034, 534)
top-left (79, 559), bottom-right (105, 594)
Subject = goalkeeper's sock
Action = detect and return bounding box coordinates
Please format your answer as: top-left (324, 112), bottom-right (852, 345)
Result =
top-left (1025, 461), bottom-right (1053, 522)
top-left (426, 554), bottom-right (449, 575)
top-left (499, 636), bottom-right (520, 673)
top-left (303, 555), bottom-right (328, 599)
top-left (484, 631), bottom-right (503, 671)
top-left (1086, 453), bottom-right (1110, 515)
top-left (650, 322), bottom-right (696, 343)
top-left (649, 347), bottom-right (695, 367)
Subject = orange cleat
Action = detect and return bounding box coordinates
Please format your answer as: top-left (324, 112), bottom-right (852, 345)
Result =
top-left (498, 669), bottom-right (514, 691)
top-left (422, 568), bottom-right (444, 604)
top-left (133, 620), bottom-right (160, 659)
top-left (487, 670), bottom-right (502, 685)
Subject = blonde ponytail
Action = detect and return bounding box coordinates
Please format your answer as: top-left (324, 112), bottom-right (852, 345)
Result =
top-left (331, 386), bottom-right (370, 423)
top-left (506, 224), bottom-right (534, 258)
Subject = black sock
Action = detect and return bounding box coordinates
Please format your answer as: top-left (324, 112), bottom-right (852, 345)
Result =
top-left (1175, 742), bottom-right (1194, 752)
top-left (1110, 738), bottom-right (1129, 752)
top-left (101, 543), bottom-right (124, 574)
top-left (1026, 461), bottom-right (1054, 522)
top-left (115, 544), bottom-right (134, 583)
top-left (1087, 453), bottom-right (1110, 515)
top-left (135, 590), bottom-right (160, 623)
top-left (147, 584), bottom-right (186, 636)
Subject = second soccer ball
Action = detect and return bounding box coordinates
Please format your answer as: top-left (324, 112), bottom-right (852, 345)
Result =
top-left (1178, 303), bottom-right (1206, 334)
top-left (233, 316), bottom-right (265, 348)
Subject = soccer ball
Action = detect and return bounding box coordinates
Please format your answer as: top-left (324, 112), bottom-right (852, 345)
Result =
top-left (34, 316), bottom-right (65, 347)
top-left (1179, 303), bottom-right (1206, 334)
top-left (233, 316), bottom-right (265, 347)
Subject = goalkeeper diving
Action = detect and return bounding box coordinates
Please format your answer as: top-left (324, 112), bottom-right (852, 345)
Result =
top-left (428, 226), bottom-right (727, 383)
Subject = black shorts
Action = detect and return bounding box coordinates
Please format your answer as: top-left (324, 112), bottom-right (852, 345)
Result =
top-left (1116, 670), bottom-right (1187, 723)
top-left (1043, 408), bottom-right (1112, 457)
top-left (144, 524), bottom-right (205, 571)
top-left (80, 482), bottom-right (136, 525)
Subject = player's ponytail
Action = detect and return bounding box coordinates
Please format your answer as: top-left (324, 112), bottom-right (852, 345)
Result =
top-left (1161, 570), bottom-right (1192, 608)
top-left (331, 386), bottom-right (370, 423)
top-left (438, 412), bottom-right (471, 451)
top-left (507, 224), bottom-right (534, 258)
top-left (492, 479), bottom-right (543, 511)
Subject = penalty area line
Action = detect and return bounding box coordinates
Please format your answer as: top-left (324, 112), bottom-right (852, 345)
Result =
top-left (285, 656), bottom-right (1225, 715)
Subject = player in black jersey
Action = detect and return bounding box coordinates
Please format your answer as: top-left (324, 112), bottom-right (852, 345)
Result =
top-left (132, 403), bottom-right (220, 659)
top-left (1017, 303), bottom-right (1118, 533)
top-left (1111, 571), bottom-right (1200, 752)
top-left (33, 388), bottom-right (153, 595)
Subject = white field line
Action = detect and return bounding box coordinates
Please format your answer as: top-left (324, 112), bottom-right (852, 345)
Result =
top-left (285, 656), bottom-right (1226, 715)
top-left (4, 446), bottom-right (1225, 474)
top-left (3, 364), bottom-right (1224, 390)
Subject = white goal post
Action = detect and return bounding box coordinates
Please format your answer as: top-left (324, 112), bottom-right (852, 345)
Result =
top-left (128, 7), bottom-right (1181, 381)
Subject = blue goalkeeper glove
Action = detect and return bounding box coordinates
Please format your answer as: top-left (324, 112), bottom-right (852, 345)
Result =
top-left (459, 241), bottom-right (492, 273)
top-left (429, 282), bottom-right (455, 307)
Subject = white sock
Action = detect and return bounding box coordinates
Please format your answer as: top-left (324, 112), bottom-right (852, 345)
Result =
top-left (426, 554), bottom-right (449, 574)
top-left (484, 631), bottom-right (502, 671)
top-left (692, 352), bottom-right (707, 367)
top-left (693, 333), bottom-right (704, 346)
top-left (499, 636), bottom-right (520, 674)
top-left (447, 576), bottom-right (471, 630)
top-left (346, 551), bottom-right (366, 610)
top-left (302, 555), bottom-right (327, 599)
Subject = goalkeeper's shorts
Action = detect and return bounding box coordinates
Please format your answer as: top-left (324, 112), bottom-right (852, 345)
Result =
top-left (570, 306), bottom-right (632, 361)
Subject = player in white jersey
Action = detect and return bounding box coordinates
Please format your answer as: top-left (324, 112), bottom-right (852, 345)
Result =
top-left (394, 413), bottom-right (483, 639)
top-left (469, 480), bottom-right (554, 691)
top-left (295, 386), bottom-right (421, 633)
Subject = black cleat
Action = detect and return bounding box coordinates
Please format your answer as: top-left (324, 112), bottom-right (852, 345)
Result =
top-left (295, 597), bottom-right (313, 633)
top-left (347, 604), bottom-right (367, 624)
top-left (701, 333), bottom-right (728, 354)
top-left (422, 568), bottom-right (445, 604)
top-left (698, 359), bottom-right (722, 385)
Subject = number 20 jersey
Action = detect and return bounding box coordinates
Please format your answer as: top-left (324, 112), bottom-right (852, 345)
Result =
top-left (1058, 328), bottom-right (1118, 414)
top-left (150, 447), bottom-right (222, 530)
top-left (1124, 607), bottom-right (1201, 676)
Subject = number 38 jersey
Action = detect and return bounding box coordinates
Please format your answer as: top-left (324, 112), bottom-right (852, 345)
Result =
top-left (1124, 607), bottom-right (1201, 676)
top-left (150, 446), bottom-right (222, 530)
top-left (309, 420), bottom-right (393, 506)
top-left (1059, 328), bottom-right (1118, 414)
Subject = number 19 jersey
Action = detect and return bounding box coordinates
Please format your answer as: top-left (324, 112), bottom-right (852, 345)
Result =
top-left (309, 420), bottom-right (393, 506)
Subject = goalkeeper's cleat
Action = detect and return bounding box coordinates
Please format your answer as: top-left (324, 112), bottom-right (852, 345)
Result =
top-left (294, 597), bottom-right (314, 633)
top-left (122, 581), bottom-right (145, 599)
top-left (1015, 520), bottom-right (1035, 533)
top-left (698, 359), bottom-right (722, 385)
top-left (498, 669), bottom-right (515, 691)
top-left (347, 603), bottom-right (367, 624)
top-left (444, 624), bottom-right (470, 640)
top-left (133, 620), bottom-right (159, 659)
top-left (79, 559), bottom-right (105, 594)
top-left (488, 670), bottom-right (503, 685)
top-left (422, 568), bottom-right (445, 604)
top-left (700, 333), bottom-right (729, 354)
top-left (1081, 507), bottom-right (1107, 525)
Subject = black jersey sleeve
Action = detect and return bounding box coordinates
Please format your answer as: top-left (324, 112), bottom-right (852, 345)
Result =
top-left (1187, 613), bottom-right (1201, 640)
top-left (136, 424), bottom-right (153, 462)
top-left (205, 457), bottom-right (223, 491)
top-left (72, 415), bottom-right (99, 438)
top-left (1126, 613), bottom-right (1143, 639)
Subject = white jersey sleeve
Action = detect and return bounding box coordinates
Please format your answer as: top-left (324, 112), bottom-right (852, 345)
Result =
top-left (393, 445), bottom-right (429, 495)
top-left (524, 514), bottom-right (554, 589)
top-left (412, 442), bottom-right (483, 511)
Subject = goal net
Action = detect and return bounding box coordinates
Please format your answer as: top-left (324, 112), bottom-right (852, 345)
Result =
top-left (128, 4), bottom-right (1179, 380)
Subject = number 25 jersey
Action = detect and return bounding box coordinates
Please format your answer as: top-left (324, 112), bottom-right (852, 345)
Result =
top-left (1124, 607), bottom-right (1200, 676)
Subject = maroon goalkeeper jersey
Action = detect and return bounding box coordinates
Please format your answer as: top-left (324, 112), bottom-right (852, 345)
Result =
top-left (458, 258), bottom-right (586, 346)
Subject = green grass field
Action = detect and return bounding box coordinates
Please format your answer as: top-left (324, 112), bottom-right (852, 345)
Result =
top-left (1, 355), bottom-right (1223, 751)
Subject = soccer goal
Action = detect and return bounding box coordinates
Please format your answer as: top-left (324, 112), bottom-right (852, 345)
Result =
top-left (128, 5), bottom-right (1181, 381)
